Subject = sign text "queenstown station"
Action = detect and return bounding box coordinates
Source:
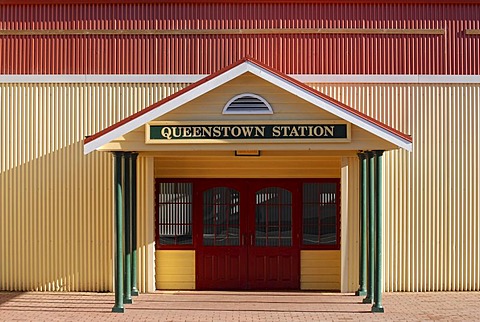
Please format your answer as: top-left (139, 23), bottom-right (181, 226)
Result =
top-left (149, 124), bottom-right (348, 140)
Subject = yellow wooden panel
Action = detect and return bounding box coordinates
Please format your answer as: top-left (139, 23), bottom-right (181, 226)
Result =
top-left (157, 282), bottom-right (196, 289)
top-left (153, 152), bottom-right (341, 179)
top-left (156, 275), bottom-right (196, 283)
top-left (155, 250), bottom-right (195, 290)
top-left (301, 282), bottom-right (341, 290)
top-left (301, 250), bottom-right (341, 261)
top-left (301, 250), bottom-right (341, 291)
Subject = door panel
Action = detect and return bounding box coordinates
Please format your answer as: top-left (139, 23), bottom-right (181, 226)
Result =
top-left (198, 250), bottom-right (247, 290)
top-left (196, 179), bottom-right (300, 290)
top-left (196, 183), bottom-right (247, 290)
top-left (248, 185), bottom-right (299, 289)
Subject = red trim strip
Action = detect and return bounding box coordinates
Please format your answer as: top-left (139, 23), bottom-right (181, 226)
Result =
top-left (3, 0), bottom-right (479, 4)
top-left (84, 56), bottom-right (411, 147)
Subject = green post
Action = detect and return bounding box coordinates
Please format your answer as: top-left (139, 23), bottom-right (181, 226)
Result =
top-left (372, 150), bottom-right (385, 313)
top-left (356, 152), bottom-right (367, 296)
top-left (123, 153), bottom-right (132, 304)
top-left (131, 152), bottom-right (139, 296)
top-left (112, 152), bottom-right (125, 313)
top-left (362, 151), bottom-right (374, 304)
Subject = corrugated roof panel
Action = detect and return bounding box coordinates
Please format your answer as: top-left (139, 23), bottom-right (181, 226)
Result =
top-left (0, 3), bottom-right (479, 74)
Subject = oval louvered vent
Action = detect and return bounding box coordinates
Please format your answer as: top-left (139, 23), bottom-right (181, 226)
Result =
top-left (223, 93), bottom-right (273, 114)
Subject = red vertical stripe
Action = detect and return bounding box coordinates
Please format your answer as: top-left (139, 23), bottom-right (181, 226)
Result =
top-left (0, 3), bottom-right (479, 74)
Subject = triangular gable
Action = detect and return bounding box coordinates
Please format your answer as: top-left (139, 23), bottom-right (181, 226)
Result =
top-left (84, 57), bottom-right (412, 154)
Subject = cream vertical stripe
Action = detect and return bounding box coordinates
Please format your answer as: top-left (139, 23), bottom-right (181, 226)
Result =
top-left (311, 83), bottom-right (480, 292)
top-left (1, 82), bottom-right (479, 292)
top-left (0, 83), bottom-right (187, 291)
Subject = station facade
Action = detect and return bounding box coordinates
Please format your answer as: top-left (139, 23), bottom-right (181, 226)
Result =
top-left (0, 0), bottom-right (479, 306)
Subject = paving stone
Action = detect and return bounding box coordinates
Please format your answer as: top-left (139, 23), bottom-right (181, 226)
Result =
top-left (0, 291), bottom-right (479, 321)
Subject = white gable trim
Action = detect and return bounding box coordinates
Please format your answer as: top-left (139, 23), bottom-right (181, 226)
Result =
top-left (84, 63), bottom-right (249, 154)
top-left (244, 63), bottom-right (412, 151)
top-left (84, 61), bottom-right (412, 154)
top-left (3, 74), bottom-right (480, 84)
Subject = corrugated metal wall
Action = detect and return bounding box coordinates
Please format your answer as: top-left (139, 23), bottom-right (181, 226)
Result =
top-left (1, 3), bottom-right (479, 74)
top-left (136, 156), bottom-right (156, 293)
top-left (311, 83), bottom-right (480, 291)
top-left (0, 83), bottom-right (186, 291)
top-left (1, 82), bottom-right (479, 292)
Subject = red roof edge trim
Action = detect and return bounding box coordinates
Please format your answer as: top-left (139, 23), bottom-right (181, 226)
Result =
top-left (83, 57), bottom-right (250, 144)
top-left (246, 58), bottom-right (413, 143)
top-left (4, 0), bottom-right (480, 5)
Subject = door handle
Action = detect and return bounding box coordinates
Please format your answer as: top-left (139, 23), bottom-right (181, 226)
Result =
top-left (250, 234), bottom-right (253, 246)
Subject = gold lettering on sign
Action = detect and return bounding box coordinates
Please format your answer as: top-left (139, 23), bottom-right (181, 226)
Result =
top-left (213, 126), bottom-right (222, 137)
top-left (183, 127), bottom-right (192, 137)
top-left (324, 125), bottom-right (334, 137)
top-left (254, 126), bottom-right (265, 137)
top-left (272, 126), bottom-right (281, 137)
top-left (161, 127), bottom-right (172, 139)
top-left (202, 126), bottom-right (212, 137)
top-left (231, 126), bottom-right (241, 137)
top-left (152, 124), bottom-right (343, 140)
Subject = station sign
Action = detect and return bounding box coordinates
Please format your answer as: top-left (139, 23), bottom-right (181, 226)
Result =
top-left (146, 122), bottom-right (350, 143)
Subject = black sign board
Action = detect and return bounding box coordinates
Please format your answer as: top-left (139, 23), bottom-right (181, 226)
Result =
top-left (148, 123), bottom-right (348, 141)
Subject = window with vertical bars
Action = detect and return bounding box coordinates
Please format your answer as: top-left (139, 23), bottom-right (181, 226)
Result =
top-left (302, 182), bottom-right (339, 247)
top-left (203, 187), bottom-right (240, 246)
top-left (157, 182), bottom-right (193, 245)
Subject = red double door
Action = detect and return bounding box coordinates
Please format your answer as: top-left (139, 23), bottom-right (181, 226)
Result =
top-left (195, 179), bottom-right (300, 290)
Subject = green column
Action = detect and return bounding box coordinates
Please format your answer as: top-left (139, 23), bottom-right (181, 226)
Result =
top-left (372, 150), bottom-right (385, 313)
top-left (356, 152), bottom-right (367, 296)
top-left (123, 153), bottom-right (132, 304)
top-left (131, 152), bottom-right (139, 296)
top-left (112, 152), bottom-right (125, 313)
top-left (362, 151), bottom-right (374, 304)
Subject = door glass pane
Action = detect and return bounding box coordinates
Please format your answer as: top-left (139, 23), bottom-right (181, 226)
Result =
top-left (303, 182), bottom-right (338, 245)
top-left (203, 187), bottom-right (240, 246)
top-left (255, 187), bottom-right (292, 247)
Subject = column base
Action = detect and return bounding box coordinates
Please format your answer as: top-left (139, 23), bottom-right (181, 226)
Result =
top-left (362, 296), bottom-right (373, 304)
top-left (112, 306), bottom-right (125, 313)
top-left (371, 305), bottom-right (384, 313)
top-left (355, 289), bottom-right (367, 296)
top-left (124, 297), bottom-right (133, 304)
top-left (132, 288), bottom-right (139, 296)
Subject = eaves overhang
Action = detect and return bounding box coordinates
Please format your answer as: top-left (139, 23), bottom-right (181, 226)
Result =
top-left (83, 56), bottom-right (413, 154)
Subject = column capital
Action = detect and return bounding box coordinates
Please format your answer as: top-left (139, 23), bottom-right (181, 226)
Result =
top-left (357, 151), bottom-right (366, 160)
top-left (364, 150), bottom-right (374, 158)
top-left (373, 150), bottom-right (385, 157)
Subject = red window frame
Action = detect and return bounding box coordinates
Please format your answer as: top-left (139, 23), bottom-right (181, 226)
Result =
top-left (155, 179), bottom-right (195, 250)
top-left (155, 178), bottom-right (341, 251)
top-left (300, 179), bottom-right (341, 251)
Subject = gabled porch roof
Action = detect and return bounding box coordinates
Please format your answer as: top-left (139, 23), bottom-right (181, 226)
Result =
top-left (84, 57), bottom-right (412, 154)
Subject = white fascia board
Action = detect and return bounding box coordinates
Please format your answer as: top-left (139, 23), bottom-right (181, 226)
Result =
top-left (247, 63), bottom-right (413, 151)
top-left (292, 74), bottom-right (420, 83)
top-left (84, 64), bottom-right (250, 154)
top-left (84, 74), bottom-right (207, 83)
top-left (3, 74), bottom-right (480, 84)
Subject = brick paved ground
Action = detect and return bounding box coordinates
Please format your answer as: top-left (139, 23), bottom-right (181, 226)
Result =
top-left (0, 291), bottom-right (479, 321)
